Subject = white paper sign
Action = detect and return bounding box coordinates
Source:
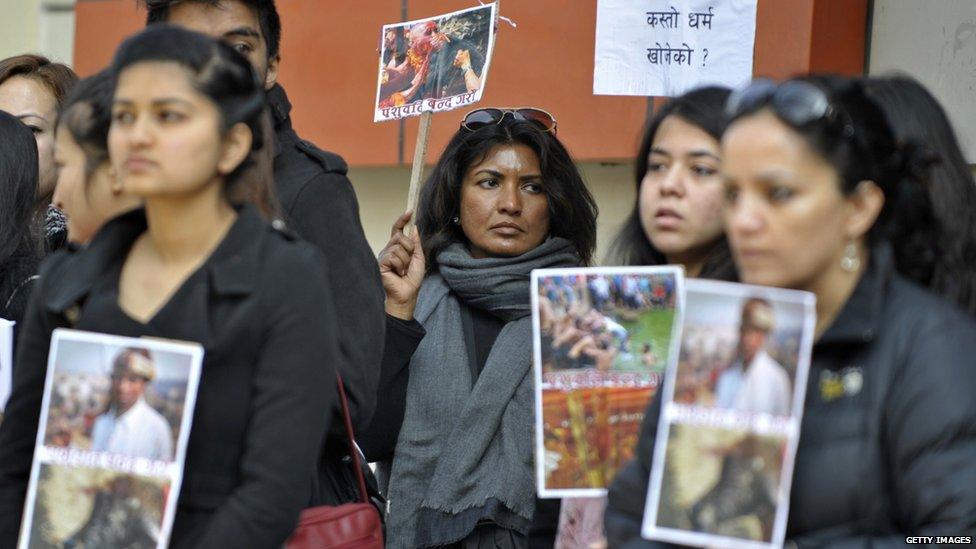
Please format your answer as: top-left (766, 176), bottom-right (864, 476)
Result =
top-left (594, 0), bottom-right (759, 97)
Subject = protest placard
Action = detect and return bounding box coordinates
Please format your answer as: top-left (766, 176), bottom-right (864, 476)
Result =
top-left (0, 318), bottom-right (13, 416)
top-left (374, 3), bottom-right (497, 122)
top-left (642, 280), bottom-right (815, 549)
top-left (533, 266), bottom-right (685, 497)
top-left (19, 329), bottom-right (203, 549)
top-left (594, 0), bottom-right (758, 97)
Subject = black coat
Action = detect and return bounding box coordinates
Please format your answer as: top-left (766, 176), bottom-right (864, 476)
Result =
top-left (605, 245), bottom-right (976, 547)
top-left (0, 205), bottom-right (340, 548)
top-left (268, 84), bottom-right (384, 433)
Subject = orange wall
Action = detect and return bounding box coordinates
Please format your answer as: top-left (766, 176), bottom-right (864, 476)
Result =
top-left (74, 0), bottom-right (867, 167)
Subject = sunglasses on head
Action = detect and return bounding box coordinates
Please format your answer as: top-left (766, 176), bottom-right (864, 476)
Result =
top-left (460, 107), bottom-right (557, 134)
top-left (726, 79), bottom-right (841, 127)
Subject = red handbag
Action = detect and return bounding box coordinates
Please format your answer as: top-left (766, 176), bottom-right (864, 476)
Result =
top-left (285, 377), bottom-right (384, 549)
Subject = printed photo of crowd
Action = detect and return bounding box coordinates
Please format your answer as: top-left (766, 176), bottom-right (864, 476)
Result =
top-left (536, 269), bottom-right (681, 494)
top-left (538, 272), bottom-right (677, 374)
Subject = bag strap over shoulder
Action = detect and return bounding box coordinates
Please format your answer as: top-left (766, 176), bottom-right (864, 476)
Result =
top-left (336, 376), bottom-right (369, 504)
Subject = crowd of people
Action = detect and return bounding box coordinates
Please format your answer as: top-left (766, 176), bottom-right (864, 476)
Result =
top-left (0, 0), bottom-right (973, 548)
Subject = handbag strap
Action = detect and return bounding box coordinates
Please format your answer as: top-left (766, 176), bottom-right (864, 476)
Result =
top-left (336, 375), bottom-right (369, 504)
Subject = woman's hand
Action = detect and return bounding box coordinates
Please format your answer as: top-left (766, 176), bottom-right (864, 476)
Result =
top-left (379, 210), bottom-right (426, 320)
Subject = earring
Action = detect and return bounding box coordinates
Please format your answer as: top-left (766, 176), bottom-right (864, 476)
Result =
top-left (452, 216), bottom-right (460, 225)
top-left (840, 242), bottom-right (860, 272)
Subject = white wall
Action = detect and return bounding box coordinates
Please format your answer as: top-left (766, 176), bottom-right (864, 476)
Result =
top-left (0, 0), bottom-right (75, 65)
top-left (869, 0), bottom-right (976, 162)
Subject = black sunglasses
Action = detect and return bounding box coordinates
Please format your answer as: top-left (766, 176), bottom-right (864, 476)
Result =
top-left (460, 107), bottom-right (557, 134)
top-left (725, 79), bottom-right (838, 126)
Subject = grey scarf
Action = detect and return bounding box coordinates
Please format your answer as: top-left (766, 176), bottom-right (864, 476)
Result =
top-left (383, 238), bottom-right (579, 548)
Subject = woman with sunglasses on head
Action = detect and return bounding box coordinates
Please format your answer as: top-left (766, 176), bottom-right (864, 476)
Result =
top-left (53, 70), bottom-right (142, 246)
top-left (0, 26), bottom-right (339, 548)
top-left (605, 76), bottom-right (976, 546)
top-left (864, 74), bottom-right (976, 316)
top-left (360, 107), bottom-right (597, 548)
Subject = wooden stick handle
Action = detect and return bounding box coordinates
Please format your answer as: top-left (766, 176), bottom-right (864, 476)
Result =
top-left (405, 110), bottom-right (433, 237)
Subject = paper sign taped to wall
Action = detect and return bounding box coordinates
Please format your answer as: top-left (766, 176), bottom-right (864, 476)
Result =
top-left (594, 0), bottom-right (758, 97)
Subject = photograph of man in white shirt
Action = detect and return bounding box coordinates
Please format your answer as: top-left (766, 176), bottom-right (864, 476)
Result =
top-left (713, 298), bottom-right (792, 416)
top-left (90, 349), bottom-right (173, 461)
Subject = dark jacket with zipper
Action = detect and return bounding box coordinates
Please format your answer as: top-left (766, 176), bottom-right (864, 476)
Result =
top-left (605, 244), bottom-right (976, 547)
top-left (0, 205), bottom-right (340, 548)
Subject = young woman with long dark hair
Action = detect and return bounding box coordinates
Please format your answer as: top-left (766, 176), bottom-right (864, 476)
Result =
top-left (608, 86), bottom-right (735, 281)
top-left (0, 26), bottom-right (339, 548)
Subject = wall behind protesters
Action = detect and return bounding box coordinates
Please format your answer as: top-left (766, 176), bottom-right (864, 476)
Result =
top-left (74, 0), bottom-right (869, 166)
top-left (0, 0), bottom-right (75, 64)
top-left (73, 0), bottom-right (869, 261)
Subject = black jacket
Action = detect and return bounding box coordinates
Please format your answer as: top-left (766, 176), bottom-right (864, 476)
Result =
top-left (268, 84), bottom-right (384, 433)
top-left (605, 245), bottom-right (976, 547)
top-left (0, 205), bottom-right (340, 548)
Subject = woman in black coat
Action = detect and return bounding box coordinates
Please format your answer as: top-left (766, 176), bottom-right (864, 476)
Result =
top-left (0, 26), bottom-right (339, 548)
top-left (605, 76), bottom-right (976, 546)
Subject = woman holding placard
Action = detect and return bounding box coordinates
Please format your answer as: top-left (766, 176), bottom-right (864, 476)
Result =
top-left (362, 107), bottom-right (598, 548)
top-left (605, 76), bottom-right (976, 545)
top-left (0, 26), bottom-right (339, 548)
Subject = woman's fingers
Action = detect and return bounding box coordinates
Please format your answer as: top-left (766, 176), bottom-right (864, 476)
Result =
top-left (390, 210), bottom-right (413, 238)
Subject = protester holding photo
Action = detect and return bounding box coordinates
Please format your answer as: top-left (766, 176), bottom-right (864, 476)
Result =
top-left (0, 26), bottom-right (340, 548)
top-left (0, 55), bottom-right (78, 253)
top-left (605, 76), bottom-right (976, 545)
top-left (0, 111), bottom-right (41, 327)
top-left (361, 107), bottom-right (597, 548)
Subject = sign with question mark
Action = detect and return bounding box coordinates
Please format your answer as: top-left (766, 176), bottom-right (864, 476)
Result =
top-left (593, 0), bottom-right (758, 97)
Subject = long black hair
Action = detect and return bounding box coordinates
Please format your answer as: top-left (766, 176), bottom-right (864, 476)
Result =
top-left (0, 110), bottom-right (41, 264)
top-left (607, 86), bottom-right (736, 280)
top-left (865, 74), bottom-right (976, 314)
top-left (417, 117), bottom-right (598, 268)
top-left (728, 75), bottom-right (939, 287)
top-left (110, 24), bottom-right (277, 217)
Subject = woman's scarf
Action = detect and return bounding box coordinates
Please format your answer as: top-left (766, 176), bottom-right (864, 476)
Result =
top-left (383, 237), bottom-right (580, 548)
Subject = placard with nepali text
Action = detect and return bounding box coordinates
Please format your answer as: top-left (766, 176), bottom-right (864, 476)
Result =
top-left (19, 329), bottom-right (202, 549)
top-left (374, 3), bottom-right (497, 121)
top-left (594, 0), bottom-right (758, 96)
top-left (643, 280), bottom-right (815, 549)
top-left (533, 266), bottom-right (685, 497)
